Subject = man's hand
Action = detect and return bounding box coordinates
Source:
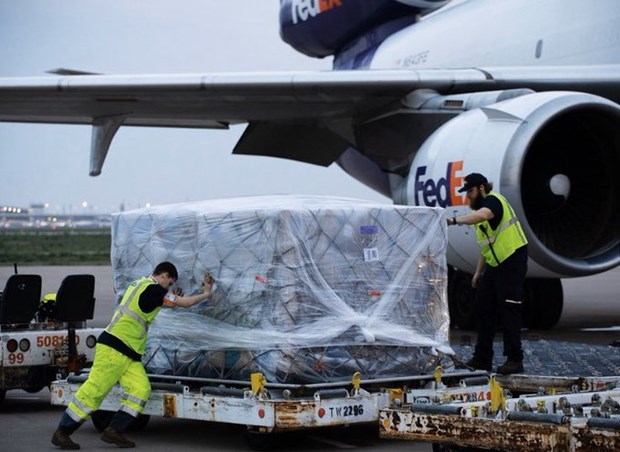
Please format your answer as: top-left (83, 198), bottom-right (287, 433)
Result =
top-left (201, 272), bottom-right (215, 295)
top-left (172, 287), bottom-right (184, 296)
top-left (472, 272), bottom-right (482, 289)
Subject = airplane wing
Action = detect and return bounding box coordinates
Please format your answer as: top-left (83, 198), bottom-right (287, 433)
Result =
top-left (1, 65), bottom-right (619, 174)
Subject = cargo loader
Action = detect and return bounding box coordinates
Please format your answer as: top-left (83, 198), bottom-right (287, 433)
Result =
top-left (50, 363), bottom-right (620, 450)
top-left (379, 372), bottom-right (620, 451)
top-left (50, 365), bottom-right (491, 449)
top-left (0, 271), bottom-right (103, 403)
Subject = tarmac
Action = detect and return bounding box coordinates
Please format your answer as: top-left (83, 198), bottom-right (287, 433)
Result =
top-left (0, 265), bottom-right (619, 451)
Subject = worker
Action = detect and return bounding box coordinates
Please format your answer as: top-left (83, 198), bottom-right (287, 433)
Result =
top-left (51, 262), bottom-right (215, 449)
top-left (36, 292), bottom-right (57, 322)
top-left (447, 173), bottom-right (528, 375)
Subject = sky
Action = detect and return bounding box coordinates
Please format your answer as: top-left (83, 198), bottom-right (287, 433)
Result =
top-left (0, 0), bottom-right (389, 214)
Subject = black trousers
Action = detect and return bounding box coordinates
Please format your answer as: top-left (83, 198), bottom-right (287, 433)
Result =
top-left (474, 245), bottom-right (528, 364)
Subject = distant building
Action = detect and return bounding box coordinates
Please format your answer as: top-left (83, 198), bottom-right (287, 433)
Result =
top-left (0, 206), bottom-right (111, 230)
top-left (0, 205), bottom-right (29, 214)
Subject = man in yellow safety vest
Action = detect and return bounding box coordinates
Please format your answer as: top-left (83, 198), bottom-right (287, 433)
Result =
top-left (52, 261), bottom-right (215, 449)
top-left (447, 173), bottom-right (528, 375)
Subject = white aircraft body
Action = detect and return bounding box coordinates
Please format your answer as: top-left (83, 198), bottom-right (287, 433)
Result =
top-left (0, 0), bottom-right (618, 329)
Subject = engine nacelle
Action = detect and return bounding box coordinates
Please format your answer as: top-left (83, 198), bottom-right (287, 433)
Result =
top-left (403, 91), bottom-right (620, 278)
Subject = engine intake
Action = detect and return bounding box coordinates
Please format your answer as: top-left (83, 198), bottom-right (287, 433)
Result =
top-left (520, 105), bottom-right (618, 262)
top-left (406, 91), bottom-right (620, 277)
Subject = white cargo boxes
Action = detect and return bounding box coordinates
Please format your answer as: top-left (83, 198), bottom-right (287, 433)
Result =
top-left (111, 196), bottom-right (451, 383)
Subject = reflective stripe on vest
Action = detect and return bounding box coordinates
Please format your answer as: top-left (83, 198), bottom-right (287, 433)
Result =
top-left (475, 192), bottom-right (528, 267)
top-left (105, 276), bottom-right (163, 355)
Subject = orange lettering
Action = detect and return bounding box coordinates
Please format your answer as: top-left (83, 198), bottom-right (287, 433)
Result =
top-left (449, 160), bottom-right (465, 206)
top-left (319, 0), bottom-right (342, 13)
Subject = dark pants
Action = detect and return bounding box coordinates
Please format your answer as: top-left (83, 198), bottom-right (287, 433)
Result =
top-left (474, 245), bottom-right (528, 364)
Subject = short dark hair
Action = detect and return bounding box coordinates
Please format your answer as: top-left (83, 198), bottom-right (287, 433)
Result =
top-left (152, 261), bottom-right (178, 280)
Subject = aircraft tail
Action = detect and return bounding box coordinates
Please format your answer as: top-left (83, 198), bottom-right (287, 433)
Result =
top-left (279, 0), bottom-right (448, 68)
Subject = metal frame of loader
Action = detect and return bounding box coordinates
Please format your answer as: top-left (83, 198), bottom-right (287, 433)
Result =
top-left (51, 364), bottom-right (620, 450)
top-left (379, 373), bottom-right (620, 451)
top-left (51, 367), bottom-right (491, 449)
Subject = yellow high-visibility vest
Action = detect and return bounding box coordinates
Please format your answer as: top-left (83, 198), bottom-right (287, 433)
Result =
top-left (475, 192), bottom-right (528, 267)
top-left (105, 276), bottom-right (162, 355)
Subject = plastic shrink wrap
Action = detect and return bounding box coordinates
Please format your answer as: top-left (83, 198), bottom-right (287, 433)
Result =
top-left (111, 196), bottom-right (452, 383)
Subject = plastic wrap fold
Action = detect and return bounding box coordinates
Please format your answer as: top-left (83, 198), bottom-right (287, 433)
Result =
top-left (111, 196), bottom-right (452, 383)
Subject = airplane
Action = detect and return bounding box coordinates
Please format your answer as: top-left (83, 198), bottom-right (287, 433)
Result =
top-left (0, 0), bottom-right (618, 330)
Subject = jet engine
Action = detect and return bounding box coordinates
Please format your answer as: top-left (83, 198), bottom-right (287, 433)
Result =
top-left (403, 91), bottom-right (620, 328)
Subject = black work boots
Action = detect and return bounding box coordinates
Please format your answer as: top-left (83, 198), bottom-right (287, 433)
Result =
top-left (101, 426), bottom-right (136, 448)
top-left (459, 357), bottom-right (525, 374)
top-left (52, 425), bottom-right (135, 449)
top-left (464, 357), bottom-right (492, 372)
top-left (51, 429), bottom-right (80, 450)
top-left (496, 360), bottom-right (524, 375)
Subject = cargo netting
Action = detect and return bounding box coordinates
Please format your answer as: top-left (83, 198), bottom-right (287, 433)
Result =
top-left (111, 196), bottom-right (452, 383)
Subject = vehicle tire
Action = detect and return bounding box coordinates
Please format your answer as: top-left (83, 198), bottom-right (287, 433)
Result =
top-left (0, 389), bottom-right (6, 404)
top-left (24, 386), bottom-right (44, 393)
top-left (244, 429), bottom-right (279, 451)
top-left (91, 410), bottom-right (114, 432)
top-left (448, 270), bottom-right (477, 330)
top-left (523, 278), bottom-right (563, 329)
top-left (91, 410), bottom-right (150, 432)
top-left (128, 414), bottom-right (150, 431)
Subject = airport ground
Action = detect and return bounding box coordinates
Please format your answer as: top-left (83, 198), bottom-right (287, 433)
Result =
top-left (1, 266), bottom-right (619, 451)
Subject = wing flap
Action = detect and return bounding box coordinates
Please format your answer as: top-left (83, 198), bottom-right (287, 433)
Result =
top-left (233, 122), bottom-right (351, 166)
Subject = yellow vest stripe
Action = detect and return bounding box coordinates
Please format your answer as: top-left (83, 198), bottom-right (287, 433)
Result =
top-left (105, 276), bottom-right (162, 355)
top-left (107, 278), bottom-right (151, 332)
top-left (475, 192), bottom-right (528, 267)
top-left (477, 216), bottom-right (519, 246)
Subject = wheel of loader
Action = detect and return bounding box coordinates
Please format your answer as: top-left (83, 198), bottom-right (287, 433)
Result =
top-left (91, 410), bottom-right (114, 432)
top-left (244, 428), bottom-right (279, 451)
top-left (91, 410), bottom-right (150, 432)
top-left (432, 444), bottom-right (454, 452)
top-left (24, 386), bottom-right (44, 393)
top-left (523, 278), bottom-right (563, 329)
top-left (448, 269), bottom-right (477, 330)
top-left (128, 413), bottom-right (150, 431)
top-left (0, 389), bottom-right (6, 404)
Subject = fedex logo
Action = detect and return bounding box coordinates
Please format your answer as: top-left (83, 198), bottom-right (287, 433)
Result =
top-left (291, 0), bottom-right (343, 24)
top-left (414, 160), bottom-right (467, 207)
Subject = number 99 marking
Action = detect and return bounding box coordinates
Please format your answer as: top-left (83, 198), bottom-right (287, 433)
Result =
top-left (8, 353), bottom-right (25, 364)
